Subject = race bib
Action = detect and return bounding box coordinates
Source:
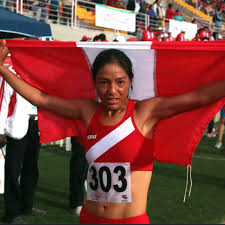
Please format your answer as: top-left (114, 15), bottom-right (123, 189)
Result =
top-left (87, 162), bottom-right (131, 203)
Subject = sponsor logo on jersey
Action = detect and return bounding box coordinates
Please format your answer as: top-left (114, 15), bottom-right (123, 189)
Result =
top-left (87, 134), bottom-right (97, 140)
top-left (122, 194), bottom-right (128, 199)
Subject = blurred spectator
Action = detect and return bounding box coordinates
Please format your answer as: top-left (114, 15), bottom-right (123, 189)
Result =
top-left (213, 7), bottom-right (223, 28)
top-left (192, 32), bottom-right (201, 41)
top-left (212, 31), bottom-right (220, 40)
top-left (205, 3), bottom-right (214, 16)
top-left (168, 31), bottom-right (175, 41)
top-left (154, 26), bottom-right (163, 39)
top-left (153, 0), bottom-right (165, 26)
top-left (215, 106), bottom-right (225, 149)
top-left (126, 0), bottom-right (146, 13)
top-left (93, 35), bottom-right (101, 42)
top-left (192, 18), bottom-right (197, 23)
top-left (199, 26), bottom-right (211, 40)
top-left (32, 0), bottom-right (48, 22)
top-left (165, 3), bottom-right (180, 20)
top-left (80, 35), bottom-right (91, 41)
top-left (4, 0), bottom-right (16, 12)
top-left (206, 118), bottom-right (216, 137)
top-left (162, 32), bottom-right (168, 41)
top-left (147, 4), bottom-right (156, 24)
top-left (121, 0), bottom-right (128, 8)
top-left (114, 0), bottom-right (125, 9)
top-left (142, 25), bottom-right (155, 41)
top-left (99, 33), bottom-right (108, 41)
top-left (153, 0), bottom-right (165, 20)
top-left (174, 9), bottom-right (185, 21)
top-left (176, 30), bottom-right (186, 41)
top-left (61, 0), bottom-right (72, 25)
top-left (155, 32), bottom-right (162, 41)
top-left (127, 0), bottom-right (146, 35)
top-left (49, 0), bottom-right (59, 24)
top-left (93, 33), bottom-right (108, 42)
top-left (107, 0), bottom-right (115, 6)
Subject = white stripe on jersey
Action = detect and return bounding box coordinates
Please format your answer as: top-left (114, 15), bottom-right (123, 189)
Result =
top-left (86, 117), bottom-right (135, 164)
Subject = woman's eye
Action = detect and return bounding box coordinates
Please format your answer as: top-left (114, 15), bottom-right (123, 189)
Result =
top-left (118, 80), bottom-right (125, 84)
top-left (99, 80), bottom-right (107, 84)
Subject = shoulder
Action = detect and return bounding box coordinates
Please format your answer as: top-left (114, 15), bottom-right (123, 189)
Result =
top-left (132, 98), bottom-right (160, 136)
top-left (80, 99), bottom-right (100, 125)
top-left (134, 97), bottom-right (159, 121)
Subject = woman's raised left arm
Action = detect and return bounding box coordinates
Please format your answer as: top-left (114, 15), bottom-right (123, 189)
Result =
top-left (138, 79), bottom-right (225, 126)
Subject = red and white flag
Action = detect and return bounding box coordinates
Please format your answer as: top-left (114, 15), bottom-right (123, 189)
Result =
top-left (4, 40), bottom-right (225, 166)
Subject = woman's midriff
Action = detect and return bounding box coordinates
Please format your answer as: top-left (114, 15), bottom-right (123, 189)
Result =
top-left (83, 171), bottom-right (152, 219)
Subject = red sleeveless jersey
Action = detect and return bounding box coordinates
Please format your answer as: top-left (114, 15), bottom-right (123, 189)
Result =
top-left (85, 99), bottom-right (154, 171)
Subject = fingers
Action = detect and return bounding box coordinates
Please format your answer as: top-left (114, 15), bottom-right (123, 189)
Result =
top-left (0, 40), bottom-right (6, 47)
top-left (0, 40), bottom-right (9, 64)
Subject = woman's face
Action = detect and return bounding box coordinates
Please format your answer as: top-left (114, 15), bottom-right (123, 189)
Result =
top-left (95, 63), bottom-right (131, 111)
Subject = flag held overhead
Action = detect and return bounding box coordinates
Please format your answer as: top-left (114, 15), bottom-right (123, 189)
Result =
top-left (5, 40), bottom-right (225, 166)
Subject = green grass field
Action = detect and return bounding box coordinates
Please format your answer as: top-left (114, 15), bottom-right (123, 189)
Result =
top-left (0, 134), bottom-right (225, 224)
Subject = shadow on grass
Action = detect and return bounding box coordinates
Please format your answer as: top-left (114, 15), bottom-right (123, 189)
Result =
top-left (34, 194), bottom-right (68, 210)
top-left (37, 186), bottom-right (68, 198)
top-left (35, 186), bottom-right (69, 209)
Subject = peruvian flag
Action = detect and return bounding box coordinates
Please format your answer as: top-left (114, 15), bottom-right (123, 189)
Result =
top-left (4, 40), bottom-right (225, 167)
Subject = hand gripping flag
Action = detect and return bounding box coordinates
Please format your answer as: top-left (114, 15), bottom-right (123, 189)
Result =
top-left (4, 40), bottom-right (225, 167)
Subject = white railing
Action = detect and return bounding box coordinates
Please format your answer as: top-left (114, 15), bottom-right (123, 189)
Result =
top-left (0, 0), bottom-right (224, 38)
top-left (0, 0), bottom-right (159, 32)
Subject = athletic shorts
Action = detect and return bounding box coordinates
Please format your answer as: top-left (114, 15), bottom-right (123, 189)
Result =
top-left (79, 206), bottom-right (150, 224)
top-left (221, 107), bottom-right (225, 119)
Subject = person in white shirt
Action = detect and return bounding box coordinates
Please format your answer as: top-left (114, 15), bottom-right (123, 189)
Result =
top-left (153, 0), bottom-right (165, 25)
top-left (0, 66), bottom-right (45, 224)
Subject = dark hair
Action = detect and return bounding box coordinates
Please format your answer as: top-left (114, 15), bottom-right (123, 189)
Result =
top-left (212, 31), bottom-right (218, 40)
top-left (98, 33), bottom-right (106, 41)
top-left (93, 35), bottom-right (101, 42)
top-left (91, 49), bottom-right (134, 82)
top-left (168, 3), bottom-right (172, 8)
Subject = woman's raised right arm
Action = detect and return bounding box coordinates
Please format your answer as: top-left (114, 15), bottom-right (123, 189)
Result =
top-left (0, 40), bottom-right (98, 124)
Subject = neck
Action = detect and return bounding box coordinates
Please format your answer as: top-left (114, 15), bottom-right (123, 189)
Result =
top-left (104, 100), bottom-right (128, 118)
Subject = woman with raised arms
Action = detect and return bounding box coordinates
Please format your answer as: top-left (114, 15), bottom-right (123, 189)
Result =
top-left (0, 40), bottom-right (224, 224)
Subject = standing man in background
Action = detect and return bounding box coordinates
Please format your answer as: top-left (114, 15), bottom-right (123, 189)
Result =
top-left (215, 106), bottom-right (225, 149)
top-left (0, 66), bottom-right (45, 224)
top-left (69, 136), bottom-right (88, 216)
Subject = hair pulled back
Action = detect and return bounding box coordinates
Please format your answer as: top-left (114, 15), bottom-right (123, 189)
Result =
top-left (91, 49), bottom-right (134, 82)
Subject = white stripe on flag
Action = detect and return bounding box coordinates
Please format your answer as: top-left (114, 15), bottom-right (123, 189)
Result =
top-left (80, 44), bottom-right (156, 101)
top-left (86, 117), bottom-right (135, 164)
top-left (77, 42), bottom-right (153, 49)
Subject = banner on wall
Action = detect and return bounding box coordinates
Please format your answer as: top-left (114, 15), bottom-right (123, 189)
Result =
top-left (95, 4), bottom-right (136, 32)
top-left (169, 19), bottom-right (197, 40)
